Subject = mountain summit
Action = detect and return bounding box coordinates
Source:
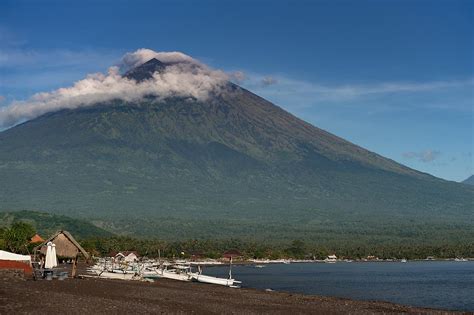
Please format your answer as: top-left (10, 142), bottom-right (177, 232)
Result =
top-left (0, 56), bottom-right (472, 242)
top-left (462, 175), bottom-right (474, 185)
top-left (124, 58), bottom-right (166, 81)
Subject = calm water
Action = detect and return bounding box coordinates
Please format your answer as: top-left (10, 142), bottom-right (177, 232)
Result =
top-left (204, 261), bottom-right (474, 311)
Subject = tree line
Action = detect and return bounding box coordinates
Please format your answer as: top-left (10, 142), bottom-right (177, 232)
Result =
top-left (1, 222), bottom-right (472, 260)
top-left (79, 236), bottom-right (473, 260)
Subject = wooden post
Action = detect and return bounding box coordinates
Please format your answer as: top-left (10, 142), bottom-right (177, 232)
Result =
top-left (72, 256), bottom-right (78, 278)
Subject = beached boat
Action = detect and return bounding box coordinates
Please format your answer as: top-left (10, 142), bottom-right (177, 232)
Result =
top-left (95, 270), bottom-right (138, 280)
top-left (192, 273), bottom-right (241, 287)
top-left (190, 261), bottom-right (242, 287)
top-left (90, 257), bottom-right (242, 286)
top-left (159, 269), bottom-right (192, 281)
top-left (143, 264), bottom-right (193, 281)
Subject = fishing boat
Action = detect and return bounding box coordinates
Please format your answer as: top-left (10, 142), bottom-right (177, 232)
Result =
top-left (141, 267), bottom-right (162, 279)
top-left (144, 264), bottom-right (193, 281)
top-left (192, 273), bottom-right (241, 287)
top-left (95, 270), bottom-right (138, 280)
top-left (191, 259), bottom-right (241, 287)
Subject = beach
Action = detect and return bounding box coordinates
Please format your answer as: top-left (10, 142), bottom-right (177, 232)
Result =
top-left (0, 273), bottom-right (462, 314)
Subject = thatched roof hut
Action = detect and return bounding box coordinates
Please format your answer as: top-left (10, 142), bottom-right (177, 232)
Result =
top-left (36, 230), bottom-right (89, 260)
top-left (38, 230), bottom-right (89, 259)
top-left (35, 230), bottom-right (89, 277)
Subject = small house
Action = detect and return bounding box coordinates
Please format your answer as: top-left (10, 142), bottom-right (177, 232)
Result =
top-left (324, 254), bottom-right (337, 263)
top-left (114, 251), bottom-right (139, 262)
top-left (30, 234), bottom-right (45, 244)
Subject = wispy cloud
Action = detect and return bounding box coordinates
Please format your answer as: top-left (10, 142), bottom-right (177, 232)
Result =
top-left (0, 48), bottom-right (123, 96)
top-left (261, 76), bottom-right (278, 87)
top-left (236, 72), bottom-right (474, 105)
top-left (226, 70), bottom-right (473, 119)
top-left (403, 150), bottom-right (442, 163)
top-left (229, 71), bottom-right (246, 83)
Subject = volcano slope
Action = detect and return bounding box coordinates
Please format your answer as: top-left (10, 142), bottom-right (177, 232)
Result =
top-left (0, 58), bottom-right (472, 243)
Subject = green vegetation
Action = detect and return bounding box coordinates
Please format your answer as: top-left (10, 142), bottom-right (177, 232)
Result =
top-left (1, 221), bottom-right (36, 254)
top-left (0, 211), bottom-right (470, 259)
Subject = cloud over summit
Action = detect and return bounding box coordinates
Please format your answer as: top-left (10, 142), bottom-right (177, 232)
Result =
top-left (0, 49), bottom-right (229, 129)
top-left (119, 49), bottom-right (199, 72)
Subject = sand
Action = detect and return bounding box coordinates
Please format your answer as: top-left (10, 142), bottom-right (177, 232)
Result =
top-left (0, 272), bottom-right (463, 314)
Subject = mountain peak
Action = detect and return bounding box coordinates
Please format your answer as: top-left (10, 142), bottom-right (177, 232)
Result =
top-left (462, 175), bottom-right (474, 185)
top-left (123, 58), bottom-right (166, 82)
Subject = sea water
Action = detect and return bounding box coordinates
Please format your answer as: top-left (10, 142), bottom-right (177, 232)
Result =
top-left (205, 261), bottom-right (474, 311)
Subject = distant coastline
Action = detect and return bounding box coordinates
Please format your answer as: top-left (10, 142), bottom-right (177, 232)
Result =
top-left (190, 257), bottom-right (474, 267)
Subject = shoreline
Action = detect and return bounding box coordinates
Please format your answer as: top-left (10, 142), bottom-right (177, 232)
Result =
top-left (186, 258), bottom-right (474, 267)
top-left (0, 275), bottom-right (464, 314)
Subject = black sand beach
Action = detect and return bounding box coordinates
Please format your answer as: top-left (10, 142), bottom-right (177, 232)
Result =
top-left (0, 273), bottom-right (465, 314)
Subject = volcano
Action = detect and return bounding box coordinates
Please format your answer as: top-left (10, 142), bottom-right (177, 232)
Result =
top-left (0, 56), bottom-right (472, 242)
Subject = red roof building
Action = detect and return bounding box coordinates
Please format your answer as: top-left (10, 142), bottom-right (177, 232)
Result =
top-left (222, 250), bottom-right (243, 259)
top-left (30, 234), bottom-right (44, 244)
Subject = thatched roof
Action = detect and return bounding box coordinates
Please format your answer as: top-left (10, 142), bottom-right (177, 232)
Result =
top-left (35, 230), bottom-right (89, 259)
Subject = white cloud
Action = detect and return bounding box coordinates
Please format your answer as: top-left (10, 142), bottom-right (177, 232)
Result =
top-left (0, 49), bottom-right (229, 129)
top-left (119, 49), bottom-right (199, 72)
top-left (403, 150), bottom-right (442, 163)
top-left (229, 71), bottom-right (247, 83)
top-left (261, 76), bottom-right (278, 87)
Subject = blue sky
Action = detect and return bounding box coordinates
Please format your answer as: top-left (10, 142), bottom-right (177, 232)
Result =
top-left (0, 0), bottom-right (472, 181)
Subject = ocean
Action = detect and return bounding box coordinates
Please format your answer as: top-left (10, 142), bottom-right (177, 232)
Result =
top-left (205, 261), bottom-right (474, 311)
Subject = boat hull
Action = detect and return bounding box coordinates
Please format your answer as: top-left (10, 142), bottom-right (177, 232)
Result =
top-left (96, 271), bottom-right (137, 280)
top-left (147, 269), bottom-right (192, 281)
top-left (192, 274), bottom-right (240, 287)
